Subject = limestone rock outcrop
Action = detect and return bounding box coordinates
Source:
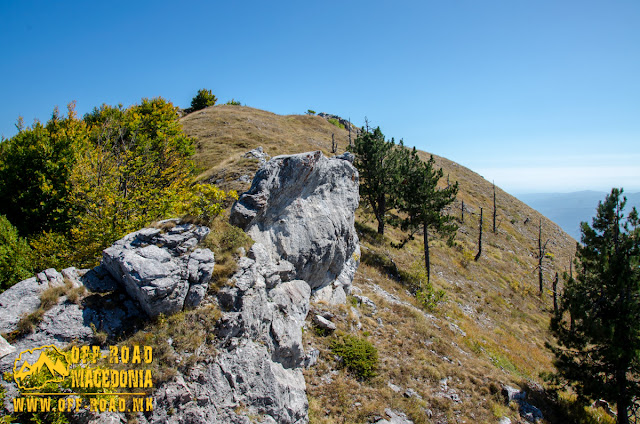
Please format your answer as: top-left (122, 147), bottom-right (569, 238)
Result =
top-left (230, 150), bottom-right (360, 301)
top-left (145, 151), bottom-right (360, 423)
top-left (102, 220), bottom-right (214, 318)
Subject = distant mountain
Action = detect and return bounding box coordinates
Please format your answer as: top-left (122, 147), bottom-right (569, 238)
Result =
top-left (517, 191), bottom-right (640, 241)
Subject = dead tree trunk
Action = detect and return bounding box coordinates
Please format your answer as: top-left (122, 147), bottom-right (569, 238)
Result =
top-left (331, 133), bottom-right (337, 154)
top-left (475, 207), bottom-right (483, 261)
top-left (423, 224), bottom-right (431, 287)
top-left (537, 219), bottom-right (550, 296)
top-left (461, 200), bottom-right (464, 223)
top-left (569, 256), bottom-right (573, 279)
top-left (492, 181), bottom-right (497, 234)
top-left (553, 272), bottom-right (559, 315)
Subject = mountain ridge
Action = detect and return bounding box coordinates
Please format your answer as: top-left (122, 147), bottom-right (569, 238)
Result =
top-left (180, 105), bottom-right (585, 423)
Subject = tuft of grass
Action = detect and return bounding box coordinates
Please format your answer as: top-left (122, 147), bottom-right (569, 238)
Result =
top-left (201, 219), bottom-right (253, 291)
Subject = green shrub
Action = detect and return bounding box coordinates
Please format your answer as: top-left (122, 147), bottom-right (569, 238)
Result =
top-left (0, 215), bottom-right (33, 292)
top-left (191, 89), bottom-right (217, 111)
top-left (416, 282), bottom-right (446, 312)
top-left (226, 99), bottom-right (241, 106)
top-left (330, 334), bottom-right (378, 380)
top-left (327, 118), bottom-right (345, 129)
top-left (306, 109), bottom-right (316, 115)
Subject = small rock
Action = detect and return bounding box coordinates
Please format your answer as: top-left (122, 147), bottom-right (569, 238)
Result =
top-left (353, 294), bottom-right (377, 311)
top-left (303, 348), bottom-right (320, 368)
top-left (403, 388), bottom-right (422, 400)
top-left (388, 382), bottom-right (402, 393)
top-left (313, 315), bottom-right (336, 331)
top-left (0, 336), bottom-right (15, 359)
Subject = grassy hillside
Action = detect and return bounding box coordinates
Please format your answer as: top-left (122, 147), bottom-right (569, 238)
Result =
top-left (181, 105), bottom-right (595, 424)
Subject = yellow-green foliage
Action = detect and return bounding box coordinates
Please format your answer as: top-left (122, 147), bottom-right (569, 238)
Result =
top-left (29, 230), bottom-right (74, 272)
top-left (70, 98), bottom-right (197, 266)
top-left (0, 215), bottom-right (32, 291)
top-left (180, 183), bottom-right (238, 225)
top-left (327, 118), bottom-right (345, 129)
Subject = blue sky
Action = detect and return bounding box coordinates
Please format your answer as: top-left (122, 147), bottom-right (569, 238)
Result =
top-left (1, 0), bottom-right (638, 194)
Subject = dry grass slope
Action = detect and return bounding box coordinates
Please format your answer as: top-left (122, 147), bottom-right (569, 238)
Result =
top-left (181, 105), bottom-right (591, 424)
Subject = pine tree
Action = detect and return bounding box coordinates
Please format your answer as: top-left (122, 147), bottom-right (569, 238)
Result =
top-left (550, 188), bottom-right (640, 424)
top-left (190, 89), bottom-right (217, 112)
top-left (397, 147), bottom-right (458, 285)
top-left (352, 125), bottom-right (401, 235)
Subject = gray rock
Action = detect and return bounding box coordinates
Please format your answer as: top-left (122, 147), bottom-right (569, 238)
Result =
top-left (0, 276), bottom-right (47, 333)
top-left (375, 408), bottom-right (414, 424)
top-left (388, 382), bottom-right (402, 393)
top-left (243, 146), bottom-right (271, 164)
top-left (230, 151), bottom-right (360, 295)
top-left (333, 152), bottom-right (355, 163)
top-left (81, 265), bottom-right (119, 292)
top-left (303, 348), bottom-right (320, 368)
top-left (404, 388), bottom-right (422, 400)
top-left (102, 222), bottom-right (213, 317)
top-left (498, 418), bottom-right (512, 424)
top-left (353, 294), bottom-right (377, 312)
top-left (502, 385), bottom-right (544, 423)
top-left (313, 315), bottom-right (336, 331)
top-left (502, 385), bottom-right (526, 402)
top-left (0, 336), bottom-right (14, 359)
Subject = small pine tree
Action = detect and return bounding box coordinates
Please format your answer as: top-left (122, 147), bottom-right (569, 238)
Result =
top-left (397, 146), bottom-right (458, 285)
top-left (550, 188), bottom-right (640, 424)
top-left (352, 125), bottom-right (402, 235)
top-left (190, 89), bottom-right (217, 111)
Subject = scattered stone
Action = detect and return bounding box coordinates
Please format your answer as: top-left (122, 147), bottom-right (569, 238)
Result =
top-left (313, 315), bottom-right (337, 331)
top-left (498, 418), bottom-right (512, 424)
top-left (501, 384), bottom-right (544, 423)
top-left (353, 294), bottom-right (377, 312)
top-left (374, 408), bottom-right (414, 424)
top-left (243, 146), bottom-right (270, 164)
top-left (303, 348), bottom-right (320, 368)
top-left (333, 152), bottom-right (354, 163)
top-left (404, 388), bottom-right (422, 400)
top-left (388, 382), bottom-right (402, 393)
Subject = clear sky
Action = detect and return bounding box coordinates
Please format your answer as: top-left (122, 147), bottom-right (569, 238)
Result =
top-left (1, 0), bottom-right (638, 194)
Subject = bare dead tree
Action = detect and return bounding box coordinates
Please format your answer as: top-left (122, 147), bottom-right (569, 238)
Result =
top-left (475, 207), bottom-right (483, 261)
top-left (331, 133), bottom-right (337, 154)
top-left (535, 219), bottom-right (551, 295)
top-left (461, 200), bottom-right (465, 223)
top-left (492, 181), bottom-right (497, 234)
top-left (553, 272), bottom-right (559, 314)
